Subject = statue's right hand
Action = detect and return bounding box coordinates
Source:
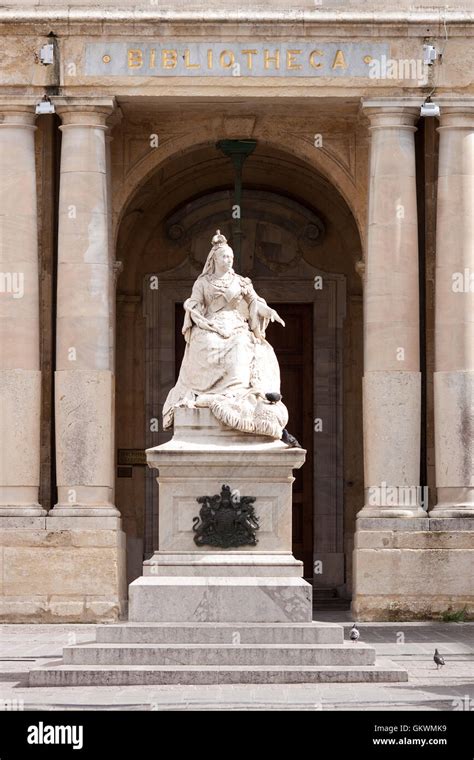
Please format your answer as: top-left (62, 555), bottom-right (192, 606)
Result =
top-left (269, 309), bottom-right (285, 327)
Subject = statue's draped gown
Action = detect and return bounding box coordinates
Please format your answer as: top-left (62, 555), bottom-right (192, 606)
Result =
top-left (163, 271), bottom-right (288, 437)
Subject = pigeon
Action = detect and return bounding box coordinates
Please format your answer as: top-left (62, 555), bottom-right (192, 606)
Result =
top-left (350, 624), bottom-right (360, 643)
top-left (434, 649), bottom-right (445, 669)
top-left (281, 428), bottom-right (302, 448)
top-left (265, 392), bottom-right (282, 404)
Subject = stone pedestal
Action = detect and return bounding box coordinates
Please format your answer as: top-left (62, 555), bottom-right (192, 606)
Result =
top-left (129, 408), bottom-right (311, 622)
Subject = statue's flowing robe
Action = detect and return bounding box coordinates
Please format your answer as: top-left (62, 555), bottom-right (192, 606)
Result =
top-left (163, 273), bottom-right (288, 438)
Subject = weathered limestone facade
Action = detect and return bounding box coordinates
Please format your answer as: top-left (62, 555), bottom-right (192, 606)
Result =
top-left (0, 1), bottom-right (473, 621)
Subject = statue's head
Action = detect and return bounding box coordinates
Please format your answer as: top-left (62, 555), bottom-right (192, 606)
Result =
top-left (201, 230), bottom-right (234, 276)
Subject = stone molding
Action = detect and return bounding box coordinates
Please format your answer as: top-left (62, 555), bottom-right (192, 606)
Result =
top-left (0, 9), bottom-right (472, 27)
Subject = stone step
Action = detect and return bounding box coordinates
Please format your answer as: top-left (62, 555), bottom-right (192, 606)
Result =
top-left (312, 588), bottom-right (338, 599)
top-left (63, 642), bottom-right (375, 667)
top-left (29, 660), bottom-right (407, 686)
top-left (96, 622), bottom-right (344, 645)
top-left (313, 601), bottom-right (351, 611)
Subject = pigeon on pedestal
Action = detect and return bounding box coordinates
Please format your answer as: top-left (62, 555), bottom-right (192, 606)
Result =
top-left (281, 429), bottom-right (302, 448)
top-left (263, 393), bottom-right (302, 447)
top-left (265, 392), bottom-right (282, 404)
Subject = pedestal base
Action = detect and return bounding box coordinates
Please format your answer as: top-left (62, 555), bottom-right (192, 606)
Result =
top-left (129, 576), bottom-right (312, 622)
top-left (133, 408), bottom-right (312, 623)
top-left (143, 551), bottom-right (303, 576)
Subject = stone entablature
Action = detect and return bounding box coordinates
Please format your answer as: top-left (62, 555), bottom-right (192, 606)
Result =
top-left (0, 7), bottom-right (473, 95)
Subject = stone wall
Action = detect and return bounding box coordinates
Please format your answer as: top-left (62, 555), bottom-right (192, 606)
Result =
top-left (0, 518), bottom-right (127, 622)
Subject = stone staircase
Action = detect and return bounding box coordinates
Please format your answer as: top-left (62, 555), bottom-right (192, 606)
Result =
top-left (29, 622), bottom-right (407, 686)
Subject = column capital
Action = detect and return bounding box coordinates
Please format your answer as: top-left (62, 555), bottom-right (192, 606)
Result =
top-left (361, 98), bottom-right (421, 130)
top-left (435, 96), bottom-right (474, 110)
top-left (0, 99), bottom-right (36, 128)
top-left (436, 98), bottom-right (474, 130)
top-left (52, 96), bottom-right (116, 128)
top-left (0, 96), bottom-right (37, 109)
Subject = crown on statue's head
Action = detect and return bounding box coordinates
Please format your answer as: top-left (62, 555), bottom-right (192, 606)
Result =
top-left (211, 229), bottom-right (228, 246)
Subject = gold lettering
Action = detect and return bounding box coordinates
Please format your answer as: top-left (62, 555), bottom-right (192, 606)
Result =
top-left (241, 49), bottom-right (258, 70)
top-left (128, 49), bottom-right (143, 69)
top-left (219, 50), bottom-right (235, 68)
top-left (332, 49), bottom-right (347, 69)
top-left (287, 50), bottom-right (302, 70)
top-left (207, 49), bottom-right (213, 69)
top-left (184, 49), bottom-right (200, 69)
top-left (263, 49), bottom-right (280, 70)
top-left (309, 50), bottom-right (324, 69)
top-left (149, 49), bottom-right (156, 68)
top-left (162, 49), bottom-right (177, 69)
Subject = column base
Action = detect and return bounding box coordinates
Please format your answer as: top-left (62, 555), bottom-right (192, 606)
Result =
top-left (0, 487), bottom-right (45, 516)
top-left (0, 506), bottom-right (47, 517)
top-left (430, 487), bottom-right (474, 518)
top-left (357, 506), bottom-right (427, 518)
top-left (50, 505), bottom-right (120, 516)
top-left (47, 508), bottom-right (122, 531)
top-left (429, 507), bottom-right (474, 518)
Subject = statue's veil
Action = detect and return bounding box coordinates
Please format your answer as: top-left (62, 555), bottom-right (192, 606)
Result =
top-left (199, 230), bottom-right (234, 277)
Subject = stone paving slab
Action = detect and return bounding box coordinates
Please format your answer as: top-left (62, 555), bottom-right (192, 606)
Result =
top-left (1, 621), bottom-right (473, 710)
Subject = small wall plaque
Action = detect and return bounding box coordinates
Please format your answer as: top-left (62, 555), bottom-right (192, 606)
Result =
top-left (117, 449), bottom-right (147, 466)
top-left (117, 466), bottom-right (133, 478)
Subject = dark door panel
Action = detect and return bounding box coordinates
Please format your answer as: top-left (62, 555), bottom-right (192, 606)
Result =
top-left (266, 304), bottom-right (313, 577)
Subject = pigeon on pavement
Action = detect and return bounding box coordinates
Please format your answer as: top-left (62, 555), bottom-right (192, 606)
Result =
top-left (434, 649), bottom-right (445, 669)
top-left (350, 624), bottom-right (360, 643)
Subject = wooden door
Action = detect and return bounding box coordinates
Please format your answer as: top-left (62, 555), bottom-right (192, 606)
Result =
top-left (266, 304), bottom-right (314, 578)
top-left (175, 301), bottom-right (314, 577)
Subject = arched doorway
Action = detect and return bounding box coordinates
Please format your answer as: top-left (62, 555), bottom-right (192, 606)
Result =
top-left (114, 142), bottom-right (363, 602)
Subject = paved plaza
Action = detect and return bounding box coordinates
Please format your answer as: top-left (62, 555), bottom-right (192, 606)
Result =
top-left (1, 615), bottom-right (473, 711)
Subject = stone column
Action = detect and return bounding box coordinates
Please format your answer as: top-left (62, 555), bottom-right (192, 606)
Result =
top-left (0, 102), bottom-right (44, 517)
top-left (50, 99), bottom-right (119, 519)
top-left (358, 100), bottom-right (425, 518)
top-left (431, 100), bottom-right (474, 517)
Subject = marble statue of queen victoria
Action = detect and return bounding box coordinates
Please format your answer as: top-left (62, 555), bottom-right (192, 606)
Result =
top-left (163, 230), bottom-right (290, 439)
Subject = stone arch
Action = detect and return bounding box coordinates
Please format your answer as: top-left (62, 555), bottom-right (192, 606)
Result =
top-left (112, 130), bottom-right (364, 254)
top-left (113, 141), bottom-right (363, 297)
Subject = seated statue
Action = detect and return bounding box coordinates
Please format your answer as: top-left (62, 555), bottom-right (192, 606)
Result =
top-left (163, 230), bottom-right (291, 440)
